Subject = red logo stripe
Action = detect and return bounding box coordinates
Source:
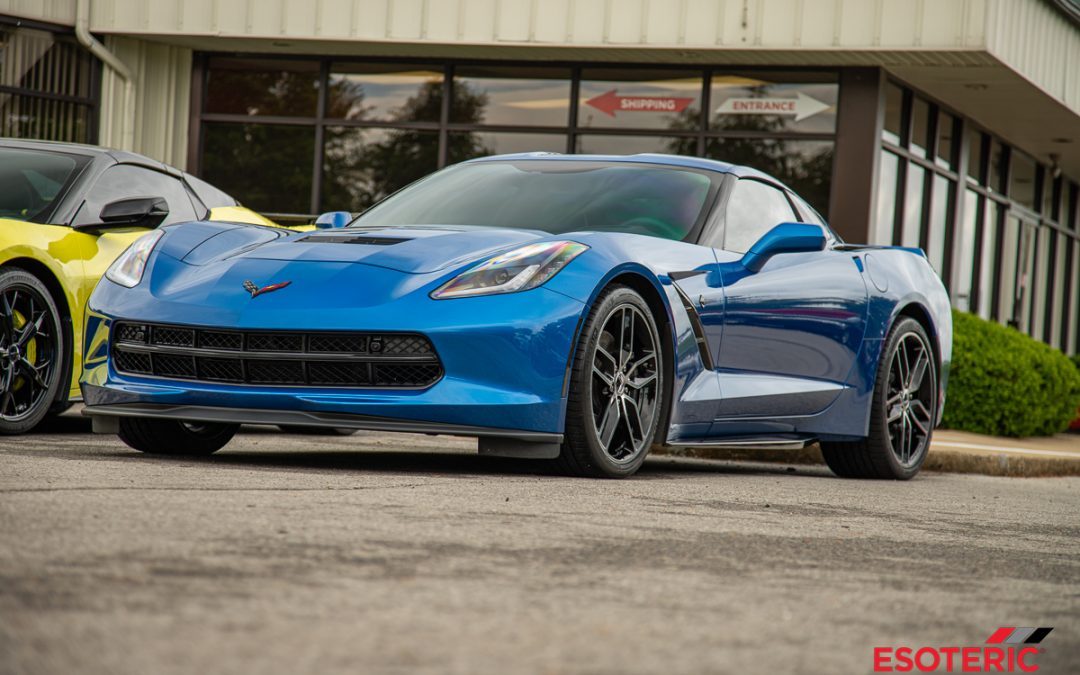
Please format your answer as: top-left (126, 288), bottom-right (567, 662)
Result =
top-left (251, 281), bottom-right (291, 298)
top-left (986, 627), bottom-right (1015, 644)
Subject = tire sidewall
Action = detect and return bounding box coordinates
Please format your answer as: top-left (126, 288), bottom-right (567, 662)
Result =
top-left (0, 269), bottom-right (65, 435)
top-left (574, 287), bottom-right (664, 477)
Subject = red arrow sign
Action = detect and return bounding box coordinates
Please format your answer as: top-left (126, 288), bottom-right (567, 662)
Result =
top-left (585, 89), bottom-right (695, 117)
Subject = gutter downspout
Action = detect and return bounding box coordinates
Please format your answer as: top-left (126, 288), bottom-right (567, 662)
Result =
top-left (75, 0), bottom-right (134, 150)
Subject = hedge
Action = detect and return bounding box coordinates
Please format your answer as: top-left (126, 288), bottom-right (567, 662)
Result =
top-left (941, 310), bottom-right (1080, 437)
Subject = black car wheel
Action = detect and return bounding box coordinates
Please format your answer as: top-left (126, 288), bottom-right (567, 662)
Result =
top-left (118, 418), bottom-right (238, 455)
top-left (556, 286), bottom-right (664, 478)
top-left (0, 269), bottom-right (64, 435)
top-left (821, 317), bottom-right (937, 480)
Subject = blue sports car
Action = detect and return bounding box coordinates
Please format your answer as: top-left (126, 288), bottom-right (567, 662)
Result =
top-left (81, 153), bottom-right (951, 479)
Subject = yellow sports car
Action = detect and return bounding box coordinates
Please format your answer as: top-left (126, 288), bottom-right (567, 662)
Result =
top-left (0, 139), bottom-right (283, 434)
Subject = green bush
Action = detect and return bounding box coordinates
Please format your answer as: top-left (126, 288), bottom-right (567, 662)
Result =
top-left (942, 310), bottom-right (1080, 437)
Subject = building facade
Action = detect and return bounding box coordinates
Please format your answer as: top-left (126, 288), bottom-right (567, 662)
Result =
top-left (2, 0), bottom-right (1079, 350)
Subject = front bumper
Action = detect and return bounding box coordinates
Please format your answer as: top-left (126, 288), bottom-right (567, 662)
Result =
top-left (81, 284), bottom-right (587, 436)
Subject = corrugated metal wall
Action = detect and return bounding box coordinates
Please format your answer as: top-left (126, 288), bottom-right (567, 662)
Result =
top-left (98, 36), bottom-right (191, 168)
top-left (986, 0), bottom-right (1080, 116)
top-left (82, 0), bottom-right (988, 49)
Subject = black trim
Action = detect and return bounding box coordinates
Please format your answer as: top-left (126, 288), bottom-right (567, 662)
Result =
top-left (82, 402), bottom-right (562, 443)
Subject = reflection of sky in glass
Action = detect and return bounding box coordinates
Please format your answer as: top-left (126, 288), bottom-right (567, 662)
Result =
top-left (328, 69), bottom-right (443, 121)
top-left (578, 74), bottom-right (701, 130)
top-left (710, 76), bottom-right (837, 134)
top-left (452, 75), bottom-right (571, 126)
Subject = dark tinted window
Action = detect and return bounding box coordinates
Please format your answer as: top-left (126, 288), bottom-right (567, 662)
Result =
top-left (73, 164), bottom-right (199, 228)
top-left (201, 123), bottom-right (314, 214)
top-left (0, 147), bottom-right (88, 222)
top-left (721, 179), bottom-right (797, 253)
top-left (352, 160), bottom-right (718, 241)
top-left (205, 58), bottom-right (319, 117)
top-left (184, 173), bottom-right (238, 209)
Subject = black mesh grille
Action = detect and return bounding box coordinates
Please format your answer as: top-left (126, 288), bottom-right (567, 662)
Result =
top-left (247, 333), bottom-right (304, 352)
top-left (199, 331), bottom-right (243, 350)
top-left (152, 327), bottom-right (195, 347)
top-left (111, 322), bottom-right (440, 388)
top-left (115, 350), bottom-right (151, 373)
top-left (114, 323), bottom-right (148, 343)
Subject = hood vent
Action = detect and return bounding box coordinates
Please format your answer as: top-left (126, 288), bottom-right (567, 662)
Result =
top-left (297, 234), bottom-right (412, 245)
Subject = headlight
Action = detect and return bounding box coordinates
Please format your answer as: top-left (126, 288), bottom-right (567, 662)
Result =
top-left (431, 240), bottom-right (588, 299)
top-left (105, 229), bottom-right (164, 288)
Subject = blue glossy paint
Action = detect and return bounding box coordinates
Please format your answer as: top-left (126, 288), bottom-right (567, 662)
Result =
top-left (314, 211), bottom-right (352, 229)
top-left (81, 153), bottom-right (952, 447)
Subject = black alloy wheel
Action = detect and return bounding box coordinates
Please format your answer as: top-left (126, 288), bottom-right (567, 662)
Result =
top-left (821, 317), bottom-right (937, 480)
top-left (556, 286), bottom-right (664, 478)
top-left (0, 269), bottom-right (64, 434)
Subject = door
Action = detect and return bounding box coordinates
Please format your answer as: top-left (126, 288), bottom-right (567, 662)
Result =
top-left (711, 178), bottom-right (868, 419)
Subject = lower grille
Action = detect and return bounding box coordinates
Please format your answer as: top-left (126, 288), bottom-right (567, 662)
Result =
top-left (111, 322), bottom-right (442, 388)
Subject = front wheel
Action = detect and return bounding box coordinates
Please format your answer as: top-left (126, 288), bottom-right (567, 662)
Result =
top-left (821, 317), bottom-right (937, 480)
top-left (555, 286), bottom-right (665, 478)
top-left (118, 418), bottom-right (238, 455)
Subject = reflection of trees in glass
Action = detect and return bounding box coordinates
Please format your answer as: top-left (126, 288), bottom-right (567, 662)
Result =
top-left (665, 108), bottom-right (833, 217)
top-left (202, 124), bottom-right (314, 214)
top-left (322, 81), bottom-right (491, 212)
top-left (206, 66), bottom-right (318, 117)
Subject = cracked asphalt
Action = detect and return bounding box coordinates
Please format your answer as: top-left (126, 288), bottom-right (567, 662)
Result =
top-left (1, 413), bottom-right (1078, 674)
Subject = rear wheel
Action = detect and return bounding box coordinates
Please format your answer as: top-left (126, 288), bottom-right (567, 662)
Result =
top-left (0, 269), bottom-right (64, 435)
top-left (118, 418), bottom-right (238, 455)
top-left (821, 317), bottom-right (937, 480)
top-left (555, 286), bottom-right (664, 478)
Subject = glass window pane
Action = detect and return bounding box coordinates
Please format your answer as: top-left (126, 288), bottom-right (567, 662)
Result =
top-left (953, 190), bottom-right (979, 312)
top-left (702, 138), bottom-right (833, 218)
top-left (1032, 227), bottom-right (1051, 338)
top-left (327, 64), bottom-right (443, 123)
top-left (723, 179), bottom-right (799, 253)
top-left (989, 140), bottom-right (1006, 193)
top-left (936, 113), bottom-right (957, 170)
top-left (709, 72), bottom-right (837, 134)
top-left (574, 134), bottom-right (686, 155)
top-left (1010, 152), bottom-right (1037, 209)
top-left (874, 151), bottom-right (900, 245)
top-left (902, 164), bottom-right (927, 248)
top-left (1070, 240), bottom-right (1080, 352)
top-left (201, 122), bottom-right (314, 214)
top-left (72, 165), bottom-right (199, 228)
top-left (977, 200), bottom-right (1000, 319)
top-left (882, 83), bottom-right (904, 145)
top-left (966, 128), bottom-right (984, 184)
top-left (448, 132), bottom-right (567, 163)
top-left (0, 27), bottom-right (94, 99)
top-left (451, 66), bottom-right (571, 127)
top-left (578, 69), bottom-right (701, 130)
top-left (321, 126), bottom-right (438, 212)
top-left (910, 98), bottom-right (930, 158)
top-left (0, 96), bottom-right (91, 143)
top-left (205, 58), bottom-right (319, 117)
top-left (1050, 232), bottom-right (1067, 348)
top-left (998, 215), bottom-right (1021, 324)
top-left (1042, 174), bottom-right (1060, 221)
top-left (927, 174), bottom-right (953, 276)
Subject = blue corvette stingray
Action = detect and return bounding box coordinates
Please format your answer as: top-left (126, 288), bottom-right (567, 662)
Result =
top-left (81, 154), bottom-right (951, 479)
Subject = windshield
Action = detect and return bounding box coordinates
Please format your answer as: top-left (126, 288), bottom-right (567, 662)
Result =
top-left (0, 147), bottom-right (87, 222)
top-left (350, 160), bottom-right (719, 241)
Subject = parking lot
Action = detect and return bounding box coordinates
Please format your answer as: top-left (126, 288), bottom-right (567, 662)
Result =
top-left (2, 414), bottom-right (1078, 674)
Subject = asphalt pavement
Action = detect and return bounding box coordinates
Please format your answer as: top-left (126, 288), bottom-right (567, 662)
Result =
top-left (1, 414), bottom-right (1078, 674)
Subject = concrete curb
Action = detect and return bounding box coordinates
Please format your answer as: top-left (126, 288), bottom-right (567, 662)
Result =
top-left (653, 443), bottom-right (1080, 478)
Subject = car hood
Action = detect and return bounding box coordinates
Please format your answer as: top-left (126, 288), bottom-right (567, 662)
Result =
top-left (181, 224), bottom-right (551, 274)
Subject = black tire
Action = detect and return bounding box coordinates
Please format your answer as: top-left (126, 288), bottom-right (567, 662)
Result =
top-left (118, 418), bottom-right (238, 455)
top-left (0, 269), bottom-right (65, 435)
top-left (554, 285), bottom-right (665, 478)
top-left (821, 317), bottom-right (937, 480)
top-left (277, 425), bottom-right (357, 436)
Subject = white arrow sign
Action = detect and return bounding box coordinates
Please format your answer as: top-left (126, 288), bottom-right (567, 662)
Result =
top-left (715, 92), bottom-right (830, 122)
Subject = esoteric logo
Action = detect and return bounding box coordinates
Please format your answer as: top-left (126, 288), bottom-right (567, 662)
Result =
top-left (873, 627), bottom-right (1054, 673)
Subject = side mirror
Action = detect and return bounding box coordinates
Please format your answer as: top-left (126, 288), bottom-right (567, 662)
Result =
top-left (314, 211), bottom-right (352, 229)
top-left (87, 196), bottom-right (169, 230)
top-left (740, 222), bottom-right (827, 273)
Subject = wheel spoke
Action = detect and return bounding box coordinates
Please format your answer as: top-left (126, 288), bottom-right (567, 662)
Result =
top-left (622, 394), bottom-right (645, 444)
top-left (592, 364), bottom-right (614, 386)
top-left (17, 358), bottom-right (46, 389)
top-left (596, 396), bottom-right (620, 449)
top-left (908, 349), bottom-right (929, 392)
top-left (896, 339), bottom-right (911, 385)
top-left (15, 313), bottom-right (43, 348)
top-left (628, 372), bottom-right (657, 390)
top-left (625, 351), bottom-right (656, 378)
top-left (0, 292), bottom-right (14, 343)
top-left (907, 409), bottom-right (928, 435)
top-left (595, 343), bottom-right (618, 371)
top-left (0, 391), bottom-right (13, 416)
top-left (887, 404), bottom-right (904, 423)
